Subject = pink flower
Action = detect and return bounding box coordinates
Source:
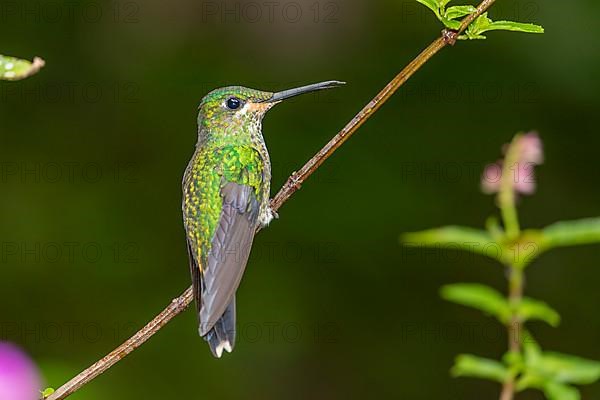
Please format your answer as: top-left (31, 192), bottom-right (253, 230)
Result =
top-left (519, 132), bottom-right (544, 165)
top-left (0, 342), bottom-right (42, 400)
top-left (481, 132), bottom-right (544, 195)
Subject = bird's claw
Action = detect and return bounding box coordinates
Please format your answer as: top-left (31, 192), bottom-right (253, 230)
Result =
top-left (259, 207), bottom-right (278, 227)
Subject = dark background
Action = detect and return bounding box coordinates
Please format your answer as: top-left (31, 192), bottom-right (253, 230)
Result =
top-left (1, 0), bottom-right (599, 398)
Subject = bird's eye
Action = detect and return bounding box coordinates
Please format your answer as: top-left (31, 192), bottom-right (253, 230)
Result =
top-left (226, 97), bottom-right (242, 110)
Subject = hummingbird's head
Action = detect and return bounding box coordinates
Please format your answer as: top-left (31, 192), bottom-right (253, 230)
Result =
top-left (197, 81), bottom-right (345, 135)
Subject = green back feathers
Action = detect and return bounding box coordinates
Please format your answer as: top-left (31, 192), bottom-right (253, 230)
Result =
top-left (183, 144), bottom-right (264, 267)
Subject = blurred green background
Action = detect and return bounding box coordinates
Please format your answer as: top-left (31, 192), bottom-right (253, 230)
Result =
top-left (1, 0), bottom-right (599, 398)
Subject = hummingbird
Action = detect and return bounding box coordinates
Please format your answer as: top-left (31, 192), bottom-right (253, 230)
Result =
top-left (182, 80), bottom-right (345, 358)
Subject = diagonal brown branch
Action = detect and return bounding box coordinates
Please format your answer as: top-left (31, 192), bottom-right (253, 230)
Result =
top-left (45, 2), bottom-right (497, 398)
top-left (458, 0), bottom-right (496, 35)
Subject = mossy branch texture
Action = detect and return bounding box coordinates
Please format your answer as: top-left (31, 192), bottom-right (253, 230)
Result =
top-left (43, 0), bottom-right (548, 398)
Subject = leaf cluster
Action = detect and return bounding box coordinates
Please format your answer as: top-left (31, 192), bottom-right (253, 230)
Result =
top-left (416, 0), bottom-right (544, 39)
top-left (402, 217), bottom-right (600, 398)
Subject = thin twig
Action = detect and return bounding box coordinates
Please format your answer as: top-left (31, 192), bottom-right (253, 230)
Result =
top-left (458, 0), bottom-right (496, 34)
top-left (271, 0), bottom-right (499, 206)
top-left (45, 2), bottom-right (497, 398)
top-left (46, 289), bottom-right (193, 400)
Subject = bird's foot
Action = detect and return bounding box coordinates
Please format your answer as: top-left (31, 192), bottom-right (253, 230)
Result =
top-left (260, 207), bottom-right (278, 227)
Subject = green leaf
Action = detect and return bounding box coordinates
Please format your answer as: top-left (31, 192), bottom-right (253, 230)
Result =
top-left (401, 226), bottom-right (546, 267)
top-left (41, 388), bottom-right (55, 398)
top-left (542, 218), bottom-right (600, 249)
top-left (403, 226), bottom-right (493, 246)
top-left (441, 283), bottom-right (510, 322)
top-left (459, 13), bottom-right (544, 40)
top-left (440, 18), bottom-right (461, 30)
top-left (445, 5), bottom-right (476, 20)
top-left (516, 372), bottom-right (547, 392)
top-left (415, 0), bottom-right (456, 25)
top-left (415, 0), bottom-right (441, 18)
top-left (484, 21), bottom-right (545, 35)
top-left (516, 298), bottom-right (561, 327)
top-left (452, 354), bottom-right (510, 383)
top-left (462, 13), bottom-right (493, 39)
top-left (522, 344), bottom-right (600, 387)
top-left (518, 336), bottom-right (600, 394)
top-left (402, 226), bottom-right (505, 262)
top-left (0, 54), bottom-right (45, 81)
top-left (522, 331), bottom-right (542, 362)
top-left (515, 334), bottom-right (545, 390)
top-left (543, 382), bottom-right (580, 400)
top-left (537, 353), bottom-right (600, 385)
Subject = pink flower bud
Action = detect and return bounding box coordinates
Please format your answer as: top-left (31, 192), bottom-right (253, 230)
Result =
top-left (481, 132), bottom-right (544, 196)
top-left (481, 162), bottom-right (503, 194)
top-left (520, 132), bottom-right (544, 165)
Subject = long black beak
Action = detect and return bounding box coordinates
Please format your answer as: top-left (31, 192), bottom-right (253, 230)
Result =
top-left (265, 80), bottom-right (345, 102)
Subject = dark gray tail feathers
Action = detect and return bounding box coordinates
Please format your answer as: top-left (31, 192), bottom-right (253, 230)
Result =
top-left (202, 298), bottom-right (236, 358)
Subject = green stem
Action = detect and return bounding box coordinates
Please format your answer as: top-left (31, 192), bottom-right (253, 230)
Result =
top-left (501, 204), bottom-right (520, 240)
top-left (500, 265), bottom-right (524, 400)
top-left (497, 135), bottom-right (526, 400)
top-left (498, 135), bottom-right (523, 239)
